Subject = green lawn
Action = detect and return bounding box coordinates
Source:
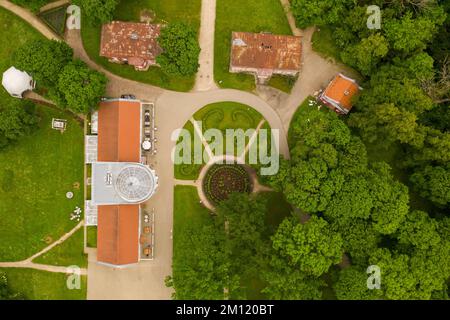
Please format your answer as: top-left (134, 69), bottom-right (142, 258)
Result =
top-left (173, 185), bottom-right (211, 243)
top-left (33, 228), bottom-right (87, 268)
top-left (80, 0), bottom-right (201, 92)
top-left (173, 121), bottom-right (205, 180)
top-left (0, 268), bottom-right (86, 300)
top-left (0, 8), bottom-right (84, 262)
top-left (267, 74), bottom-right (297, 94)
top-left (10, 0), bottom-right (53, 13)
top-left (214, 0), bottom-right (292, 91)
top-left (0, 105), bottom-right (84, 261)
top-left (193, 101), bottom-right (263, 133)
top-left (312, 26), bottom-right (342, 63)
top-left (86, 226), bottom-right (97, 248)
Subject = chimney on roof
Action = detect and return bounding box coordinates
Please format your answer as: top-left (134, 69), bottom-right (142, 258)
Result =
top-left (344, 90), bottom-right (350, 96)
top-left (130, 32), bottom-right (139, 40)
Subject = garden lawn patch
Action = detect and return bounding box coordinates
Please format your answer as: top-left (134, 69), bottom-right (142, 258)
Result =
top-left (267, 75), bottom-right (297, 94)
top-left (10, 0), bottom-right (52, 13)
top-left (38, 4), bottom-right (69, 36)
top-left (0, 268), bottom-right (86, 300)
top-left (0, 8), bottom-right (84, 262)
top-left (203, 164), bottom-right (252, 205)
top-left (86, 226), bottom-right (97, 248)
top-left (193, 101), bottom-right (263, 134)
top-left (173, 185), bottom-right (212, 243)
top-left (115, 0), bottom-right (201, 31)
top-left (33, 228), bottom-right (87, 268)
top-left (0, 106), bottom-right (84, 261)
top-left (173, 121), bottom-right (206, 180)
top-left (312, 26), bottom-right (342, 63)
top-left (214, 0), bottom-right (292, 91)
top-left (80, 0), bottom-right (200, 92)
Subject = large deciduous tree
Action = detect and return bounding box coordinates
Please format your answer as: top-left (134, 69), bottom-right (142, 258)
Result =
top-left (0, 101), bottom-right (38, 149)
top-left (341, 34), bottom-right (389, 76)
top-left (57, 60), bottom-right (107, 114)
top-left (334, 267), bottom-right (382, 300)
top-left (157, 22), bottom-right (200, 77)
top-left (271, 216), bottom-right (343, 277)
top-left (13, 39), bottom-right (73, 87)
top-left (167, 224), bottom-right (236, 300)
top-left (410, 165), bottom-right (450, 207)
top-left (72, 0), bottom-right (119, 25)
top-left (262, 254), bottom-right (325, 300)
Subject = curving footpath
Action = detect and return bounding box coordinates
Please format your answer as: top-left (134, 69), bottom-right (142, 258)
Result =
top-left (0, 221), bottom-right (87, 275)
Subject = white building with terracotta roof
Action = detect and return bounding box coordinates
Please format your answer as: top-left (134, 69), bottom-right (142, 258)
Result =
top-left (87, 99), bottom-right (158, 266)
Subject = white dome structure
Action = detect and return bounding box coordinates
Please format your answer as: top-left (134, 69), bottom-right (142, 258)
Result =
top-left (2, 67), bottom-right (35, 98)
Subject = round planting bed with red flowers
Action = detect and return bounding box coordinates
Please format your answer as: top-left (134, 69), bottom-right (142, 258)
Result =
top-left (202, 164), bottom-right (252, 205)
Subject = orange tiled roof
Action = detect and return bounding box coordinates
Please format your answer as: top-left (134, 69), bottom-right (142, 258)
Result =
top-left (323, 74), bottom-right (360, 111)
top-left (100, 21), bottom-right (162, 65)
top-left (97, 205), bottom-right (140, 265)
top-left (230, 32), bottom-right (302, 71)
top-left (97, 100), bottom-right (141, 163)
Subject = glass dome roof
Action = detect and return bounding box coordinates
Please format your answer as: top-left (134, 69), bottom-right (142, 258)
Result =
top-left (114, 165), bottom-right (156, 203)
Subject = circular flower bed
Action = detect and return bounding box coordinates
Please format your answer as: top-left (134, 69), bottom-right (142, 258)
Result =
top-left (203, 164), bottom-right (252, 205)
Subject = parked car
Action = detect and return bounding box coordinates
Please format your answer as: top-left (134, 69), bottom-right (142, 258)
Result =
top-left (121, 94), bottom-right (137, 100)
top-left (144, 110), bottom-right (151, 126)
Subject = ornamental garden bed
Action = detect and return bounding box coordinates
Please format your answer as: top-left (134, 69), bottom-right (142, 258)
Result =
top-left (203, 164), bottom-right (252, 205)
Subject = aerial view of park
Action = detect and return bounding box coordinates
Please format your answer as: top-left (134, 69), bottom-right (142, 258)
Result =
top-left (0, 0), bottom-right (449, 306)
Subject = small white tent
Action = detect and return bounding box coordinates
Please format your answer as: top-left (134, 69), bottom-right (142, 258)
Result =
top-left (2, 67), bottom-right (35, 98)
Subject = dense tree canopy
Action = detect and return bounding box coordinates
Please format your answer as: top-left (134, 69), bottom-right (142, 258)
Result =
top-left (334, 267), bottom-right (382, 300)
top-left (168, 223), bottom-right (234, 300)
top-left (262, 254), bottom-right (325, 300)
top-left (13, 40), bottom-right (73, 87)
top-left (72, 0), bottom-right (119, 25)
top-left (0, 100), bottom-right (38, 149)
top-left (57, 60), bottom-right (107, 114)
top-left (410, 165), bottom-right (450, 206)
top-left (215, 193), bottom-right (267, 278)
top-left (157, 22), bottom-right (200, 76)
top-left (271, 216), bottom-right (343, 277)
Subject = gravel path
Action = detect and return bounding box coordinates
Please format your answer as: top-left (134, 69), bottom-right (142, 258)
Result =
top-left (194, 0), bottom-right (218, 91)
